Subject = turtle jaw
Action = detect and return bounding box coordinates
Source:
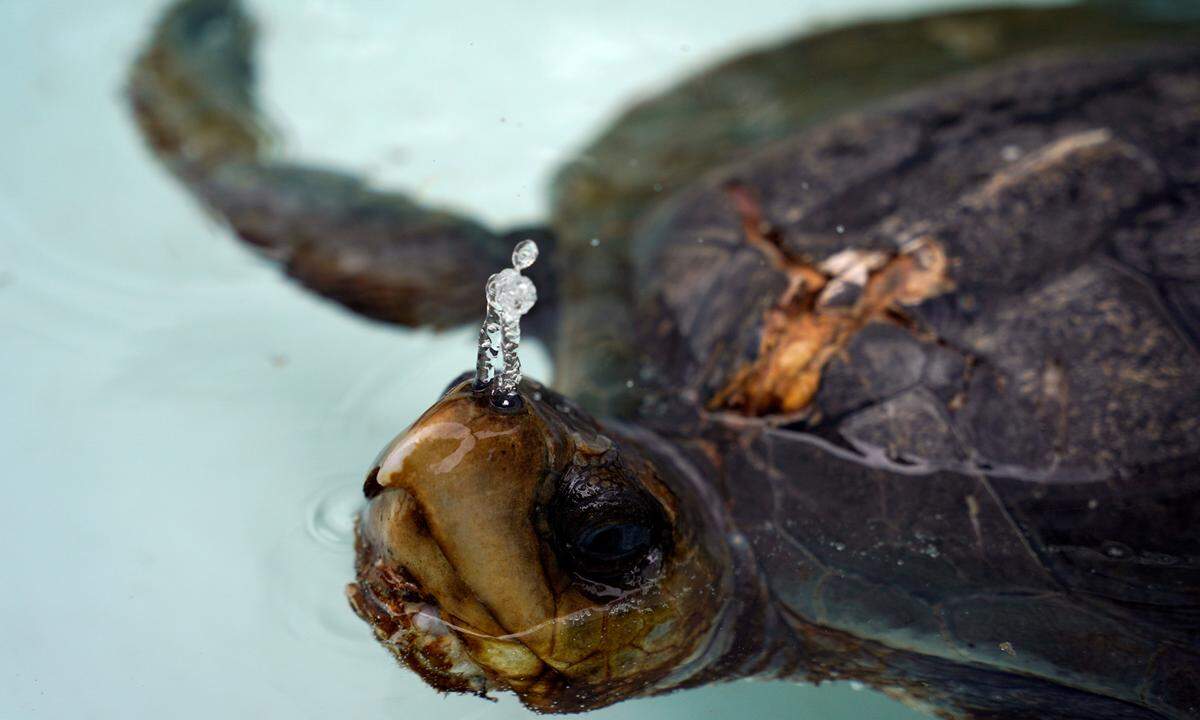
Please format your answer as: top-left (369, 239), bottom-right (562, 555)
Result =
top-left (347, 528), bottom-right (501, 698)
top-left (346, 518), bottom-right (686, 713)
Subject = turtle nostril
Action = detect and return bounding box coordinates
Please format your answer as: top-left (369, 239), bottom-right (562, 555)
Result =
top-left (490, 392), bottom-right (524, 413)
top-left (363, 467), bottom-right (385, 499)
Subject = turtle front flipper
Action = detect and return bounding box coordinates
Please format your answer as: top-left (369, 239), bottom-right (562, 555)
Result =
top-left (127, 0), bottom-right (550, 330)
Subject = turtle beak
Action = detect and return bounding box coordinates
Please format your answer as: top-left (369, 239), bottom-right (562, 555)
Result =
top-left (353, 484), bottom-right (548, 691)
top-left (355, 388), bottom-right (560, 688)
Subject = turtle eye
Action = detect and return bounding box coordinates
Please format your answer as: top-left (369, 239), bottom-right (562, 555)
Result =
top-left (548, 461), bottom-right (668, 590)
top-left (575, 522), bottom-right (653, 563)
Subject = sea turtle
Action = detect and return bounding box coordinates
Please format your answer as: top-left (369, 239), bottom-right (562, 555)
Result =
top-left (128, 1), bottom-right (1200, 718)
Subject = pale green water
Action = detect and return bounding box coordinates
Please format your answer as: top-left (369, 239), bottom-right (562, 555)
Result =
top-left (0, 1), bottom-right (1073, 717)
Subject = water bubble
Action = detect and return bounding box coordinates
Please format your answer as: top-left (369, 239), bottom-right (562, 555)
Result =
top-left (836, 225), bottom-right (845, 234)
top-left (589, 238), bottom-right (600, 247)
top-left (849, 681), bottom-right (866, 691)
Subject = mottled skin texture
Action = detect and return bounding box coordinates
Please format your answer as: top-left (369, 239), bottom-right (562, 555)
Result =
top-left (128, 1), bottom-right (1200, 718)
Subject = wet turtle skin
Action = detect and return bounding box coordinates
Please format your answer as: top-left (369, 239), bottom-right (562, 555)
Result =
top-left (128, 2), bottom-right (1200, 718)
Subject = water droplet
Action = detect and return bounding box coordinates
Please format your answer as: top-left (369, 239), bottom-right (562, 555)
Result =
top-left (1102, 541), bottom-right (1132, 559)
top-left (1087, 498), bottom-right (1099, 509)
top-left (1001, 145), bottom-right (1022, 162)
top-left (486, 268), bottom-right (536, 317)
top-left (625, 379), bottom-right (634, 389)
top-left (511, 239), bottom-right (538, 270)
top-left (836, 225), bottom-right (845, 234)
top-left (589, 238), bottom-right (600, 247)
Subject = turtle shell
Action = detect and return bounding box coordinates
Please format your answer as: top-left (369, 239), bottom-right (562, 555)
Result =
top-left (547, 2), bottom-right (1200, 417)
top-left (617, 40), bottom-right (1200, 720)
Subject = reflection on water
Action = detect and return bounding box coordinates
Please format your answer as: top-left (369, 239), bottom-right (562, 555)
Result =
top-left (0, 0), bottom-right (1053, 717)
top-left (306, 477), bottom-right (363, 549)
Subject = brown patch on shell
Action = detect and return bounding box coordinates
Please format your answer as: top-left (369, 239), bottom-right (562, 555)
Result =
top-left (711, 184), bottom-right (952, 416)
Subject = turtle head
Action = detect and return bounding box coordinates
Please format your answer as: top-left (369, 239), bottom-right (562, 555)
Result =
top-left (349, 373), bottom-right (726, 711)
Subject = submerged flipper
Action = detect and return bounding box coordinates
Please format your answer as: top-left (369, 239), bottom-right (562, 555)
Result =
top-left (128, 0), bottom-right (544, 329)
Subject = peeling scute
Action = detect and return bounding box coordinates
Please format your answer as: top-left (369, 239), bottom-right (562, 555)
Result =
top-left (709, 185), bottom-right (952, 416)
